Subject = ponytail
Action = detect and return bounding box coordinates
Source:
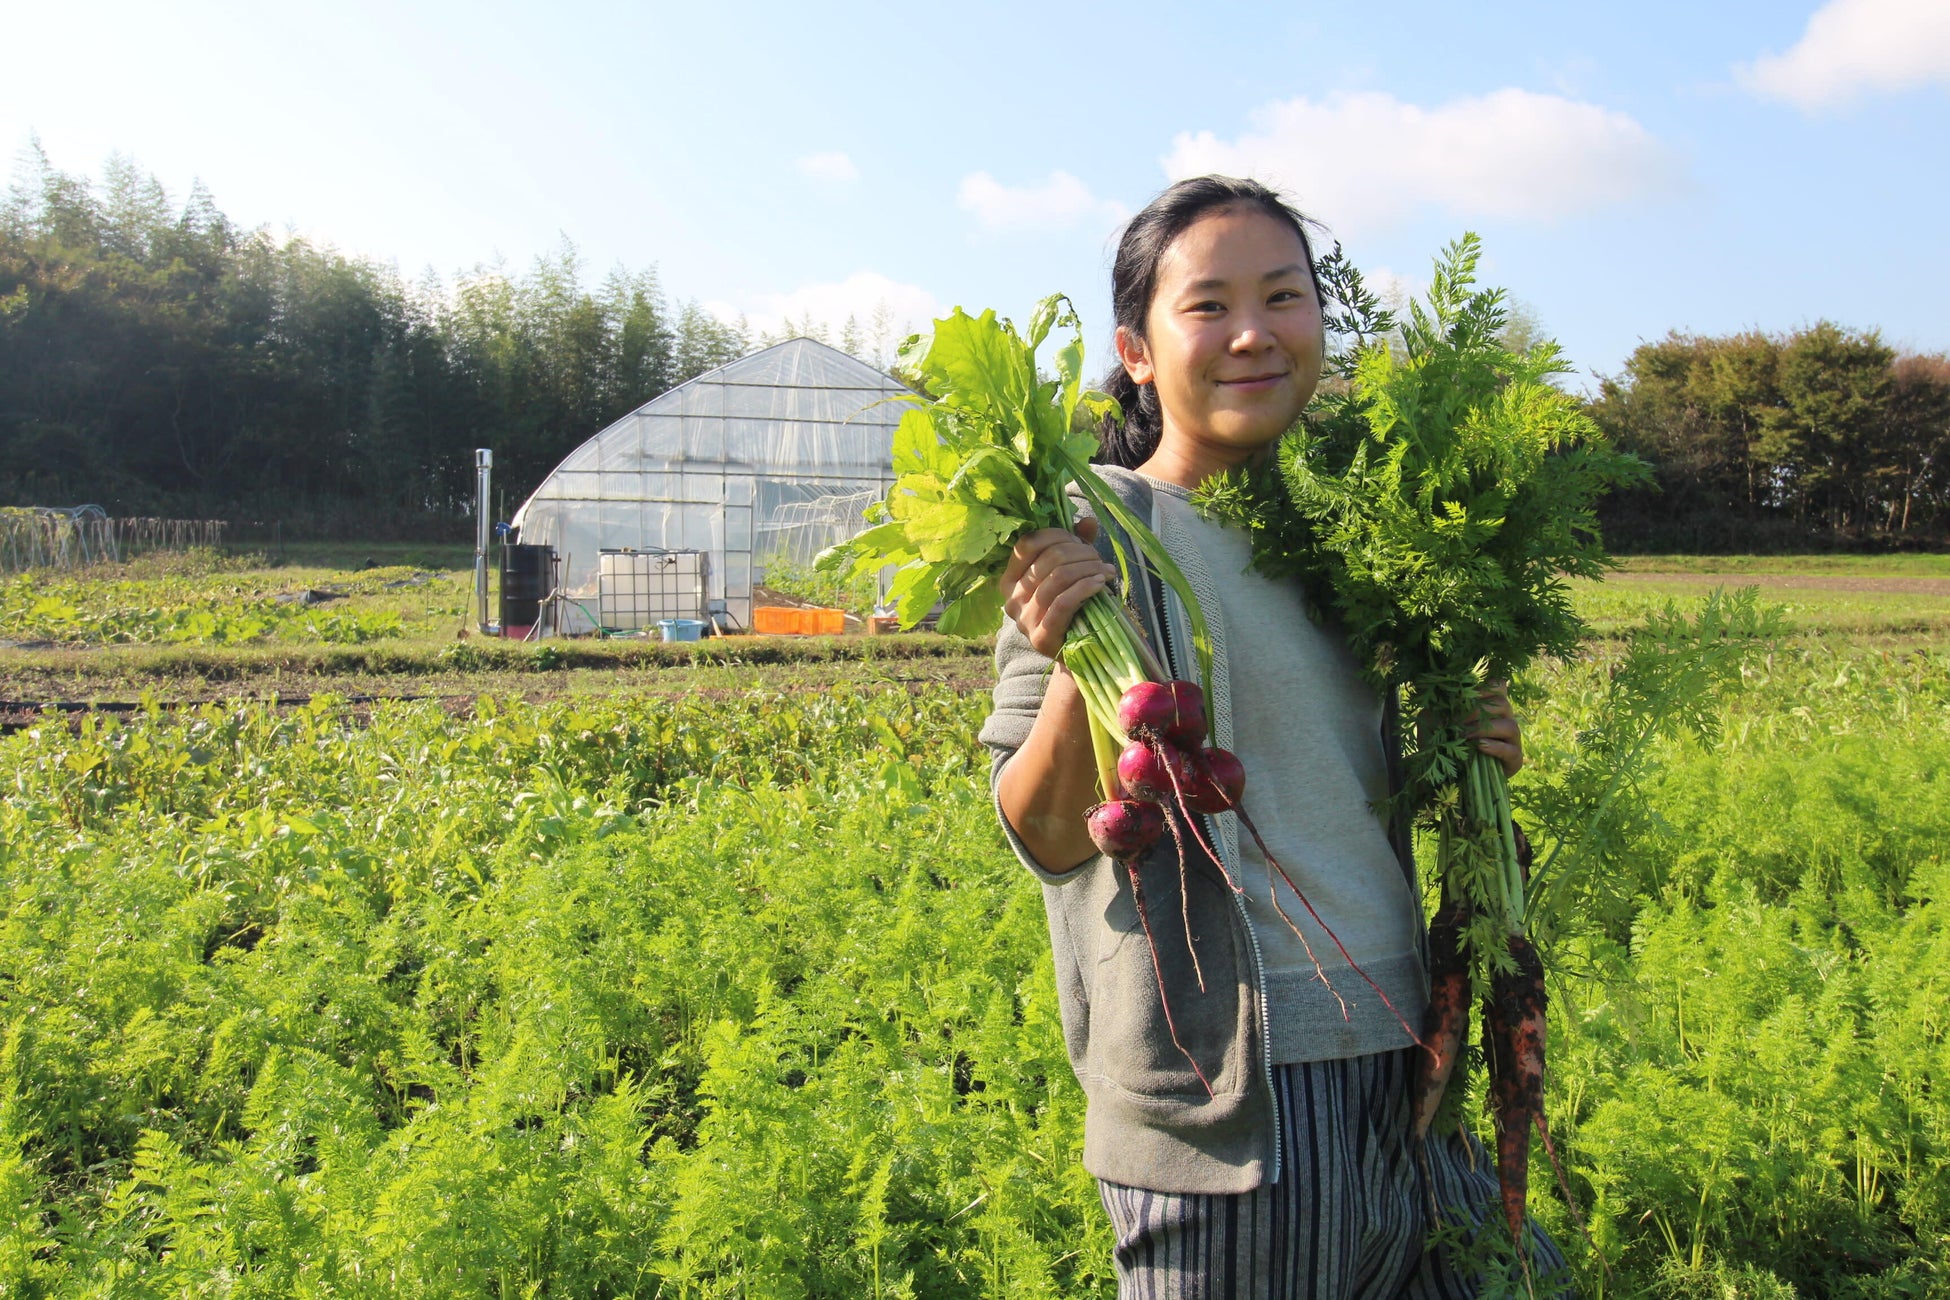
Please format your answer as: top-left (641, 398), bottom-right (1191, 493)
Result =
top-left (1095, 365), bottom-right (1162, 469)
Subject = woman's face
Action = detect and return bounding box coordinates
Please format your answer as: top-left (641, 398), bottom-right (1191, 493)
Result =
top-left (1117, 207), bottom-right (1325, 472)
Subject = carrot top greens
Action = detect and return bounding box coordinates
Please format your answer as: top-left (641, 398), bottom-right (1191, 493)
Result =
top-left (1197, 234), bottom-right (1678, 1260)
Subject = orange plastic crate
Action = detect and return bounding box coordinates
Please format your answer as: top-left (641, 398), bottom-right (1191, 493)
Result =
top-left (753, 606), bottom-right (845, 635)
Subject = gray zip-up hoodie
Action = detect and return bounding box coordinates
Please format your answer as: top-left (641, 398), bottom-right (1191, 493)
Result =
top-left (976, 466), bottom-right (1421, 1194)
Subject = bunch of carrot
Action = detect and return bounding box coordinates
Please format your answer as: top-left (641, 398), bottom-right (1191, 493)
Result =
top-left (1198, 236), bottom-right (1650, 1256)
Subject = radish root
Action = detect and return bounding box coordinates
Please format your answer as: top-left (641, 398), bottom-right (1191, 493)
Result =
top-left (1122, 856), bottom-right (1214, 1098)
top-left (1158, 810), bottom-right (1207, 994)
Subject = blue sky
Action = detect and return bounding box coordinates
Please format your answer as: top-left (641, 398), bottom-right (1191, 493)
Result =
top-left (5, 0), bottom-right (1946, 388)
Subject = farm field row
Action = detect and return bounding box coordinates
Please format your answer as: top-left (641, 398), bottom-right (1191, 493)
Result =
top-left (1569, 572), bottom-right (1950, 641)
top-left (2, 605), bottom-right (1948, 1295)
top-left (0, 638), bottom-right (996, 718)
top-left (4, 550), bottom-right (1948, 706)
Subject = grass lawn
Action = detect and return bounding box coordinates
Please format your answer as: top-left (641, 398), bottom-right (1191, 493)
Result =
top-left (1587, 551), bottom-right (1950, 640)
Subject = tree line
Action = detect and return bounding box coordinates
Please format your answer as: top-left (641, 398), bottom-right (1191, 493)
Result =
top-left (1591, 325), bottom-right (1950, 550)
top-left (0, 149), bottom-right (766, 536)
top-left (4, 150), bottom-right (1945, 550)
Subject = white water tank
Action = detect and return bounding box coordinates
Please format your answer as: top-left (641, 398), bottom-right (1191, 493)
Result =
top-left (598, 549), bottom-right (709, 631)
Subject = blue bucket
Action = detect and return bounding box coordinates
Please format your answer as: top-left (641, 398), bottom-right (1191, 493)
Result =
top-left (658, 618), bottom-right (707, 643)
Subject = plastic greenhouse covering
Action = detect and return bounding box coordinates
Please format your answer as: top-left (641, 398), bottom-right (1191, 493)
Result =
top-left (510, 338), bottom-right (908, 632)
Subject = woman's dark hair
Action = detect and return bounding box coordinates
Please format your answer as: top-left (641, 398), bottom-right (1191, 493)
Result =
top-left (1096, 175), bottom-right (1323, 469)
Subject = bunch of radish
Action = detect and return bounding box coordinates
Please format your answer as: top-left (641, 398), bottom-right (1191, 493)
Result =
top-left (1086, 680), bottom-right (1226, 854)
top-left (1078, 669), bottom-right (1418, 1095)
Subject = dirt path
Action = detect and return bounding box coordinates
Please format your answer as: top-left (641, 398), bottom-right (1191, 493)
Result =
top-left (1606, 572), bottom-right (1950, 597)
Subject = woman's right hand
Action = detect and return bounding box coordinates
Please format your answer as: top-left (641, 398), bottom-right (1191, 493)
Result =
top-left (999, 518), bottom-right (1118, 659)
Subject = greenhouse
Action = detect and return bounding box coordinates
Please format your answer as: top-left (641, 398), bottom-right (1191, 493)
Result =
top-left (509, 337), bottom-right (909, 633)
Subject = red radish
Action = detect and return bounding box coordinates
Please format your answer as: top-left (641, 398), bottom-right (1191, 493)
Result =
top-left (1117, 679), bottom-right (1207, 749)
top-left (1116, 740), bottom-right (1171, 803)
top-left (1202, 747), bottom-right (1244, 805)
top-left (1410, 898), bottom-right (1471, 1141)
top-left (1116, 681), bottom-right (1178, 739)
top-left (1162, 679), bottom-right (1208, 747)
top-left (1484, 933), bottom-right (1547, 1249)
top-left (1117, 739), bottom-right (1199, 804)
top-left (1181, 747), bottom-right (1245, 814)
top-left (1086, 799), bottom-right (1166, 859)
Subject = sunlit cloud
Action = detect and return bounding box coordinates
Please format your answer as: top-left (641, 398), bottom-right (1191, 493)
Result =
top-left (1163, 89), bottom-right (1680, 236)
top-left (1735, 0), bottom-right (1950, 109)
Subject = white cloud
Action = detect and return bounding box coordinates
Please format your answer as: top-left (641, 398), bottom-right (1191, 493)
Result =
top-left (711, 271), bottom-right (943, 351)
top-left (956, 170), bottom-right (1129, 233)
top-left (1735, 0), bottom-right (1950, 109)
top-left (794, 151), bottom-right (859, 183)
top-left (1162, 89), bottom-right (1679, 235)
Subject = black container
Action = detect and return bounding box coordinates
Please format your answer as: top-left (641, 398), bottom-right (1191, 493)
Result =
top-left (499, 544), bottom-right (553, 627)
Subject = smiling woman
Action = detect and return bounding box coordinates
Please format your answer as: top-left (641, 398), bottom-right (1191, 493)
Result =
top-left (985, 176), bottom-right (1567, 1296)
top-left (1093, 181), bottom-right (1328, 475)
top-left (1112, 210), bottom-right (1326, 481)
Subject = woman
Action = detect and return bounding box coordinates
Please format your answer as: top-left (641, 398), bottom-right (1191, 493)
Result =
top-left (978, 176), bottom-right (1568, 1297)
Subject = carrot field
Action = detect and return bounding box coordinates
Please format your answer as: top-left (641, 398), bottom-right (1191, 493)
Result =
top-left (1, 563), bottom-right (1947, 1297)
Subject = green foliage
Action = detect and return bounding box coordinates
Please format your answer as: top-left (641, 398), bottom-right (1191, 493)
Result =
top-left (1206, 235), bottom-right (1648, 721)
top-left (820, 296), bottom-right (1214, 722)
top-left (1204, 237), bottom-right (1649, 789)
top-left (759, 552), bottom-right (881, 618)
top-left (298, 607), bottom-right (408, 643)
top-left (1520, 642), bottom-right (1950, 1296)
top-left (1591, 326), bottom-right (1950, 549)
top-left (1522, 587), bottom-right (1786, 956)
top-left (0, 149), bottom-right (760, 525)
top-left (0, 568), bottom-right (413, 646)
top-left (1200, 235), bottom-right (1653, 943)
top-left (0, 602), bottom-right (1948, 1295)
top-left (0, 688), bottom-right (1112, 1297)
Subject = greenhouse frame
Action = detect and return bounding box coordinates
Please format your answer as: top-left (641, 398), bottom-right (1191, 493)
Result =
top-left (509, 338), bottom-right (909, 633)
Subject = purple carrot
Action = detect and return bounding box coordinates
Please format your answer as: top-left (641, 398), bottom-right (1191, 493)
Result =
top-left (1410, 898), bottom-right (1470, 1140)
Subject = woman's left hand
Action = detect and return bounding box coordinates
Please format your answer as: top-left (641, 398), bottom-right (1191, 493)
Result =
top-left (1466, 681), bottom-right (1524, 778)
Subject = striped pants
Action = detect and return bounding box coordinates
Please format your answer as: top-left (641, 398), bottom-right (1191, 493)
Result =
top-left (1098, 1049), bottom-right (1571, 1299)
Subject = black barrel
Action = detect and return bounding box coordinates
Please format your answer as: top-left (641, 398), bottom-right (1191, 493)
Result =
top-left (499, 544), bottom-right (553, 627)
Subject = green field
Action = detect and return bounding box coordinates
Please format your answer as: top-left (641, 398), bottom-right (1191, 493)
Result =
top-left (0, 548), bottom-right (990, 705)
top-left (4, 548), bottom-right (1946, 703)
top-left (1, 554), bottom-right (1948, 1297)
top-left (1611, 554), bottom-right (1950, 576)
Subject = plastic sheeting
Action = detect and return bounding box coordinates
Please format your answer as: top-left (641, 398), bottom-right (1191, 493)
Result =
top-left (509, 338), bottom-right (907, 632)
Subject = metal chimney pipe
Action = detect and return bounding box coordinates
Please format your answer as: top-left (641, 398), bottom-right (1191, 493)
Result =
top-left (474, 449), bottom-right (493, 633)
